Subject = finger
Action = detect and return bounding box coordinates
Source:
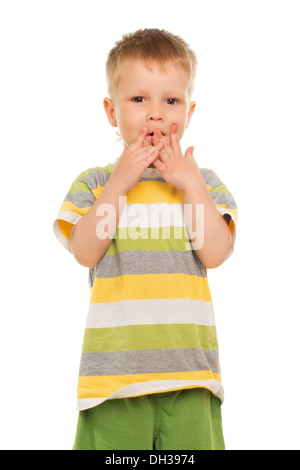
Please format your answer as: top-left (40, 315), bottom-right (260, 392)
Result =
top-left (133, 126), bottom-right (149, 148)
top-left (152, 157), bottom-right (167, 173)
top-left (153, 129), bottom-right (168, 147)
top-left (153, 129), bottom-right (163, 138)
top-left (142, 149), bottom-right (162, 167)
top-left (152, 134), bottom-right (171, 163)
top-left (170, 124), bottom-right (182, 156)
top-left (137, 139), bottom-right (164, 157)
top-left (157, 146), bottom-right (171, 165)
top-left (137, 145), bottom-right (160, 163)
top-left (152, 135), bottom-right (165, 150)
top-left (185, 146), bottom-right (194, 159)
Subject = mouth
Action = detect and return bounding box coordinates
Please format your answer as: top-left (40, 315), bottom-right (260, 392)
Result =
top-left (146, 130), bottom-right (165, 144)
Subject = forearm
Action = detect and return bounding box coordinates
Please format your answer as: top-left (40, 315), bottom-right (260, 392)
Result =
top-left (183, 175), bottom-right (232, 269)
top-left (70, 176), bottom-right (126, 268)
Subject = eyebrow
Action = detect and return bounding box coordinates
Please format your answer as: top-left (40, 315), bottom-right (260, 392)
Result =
top-left (126, 89), bottom-right (186, 97)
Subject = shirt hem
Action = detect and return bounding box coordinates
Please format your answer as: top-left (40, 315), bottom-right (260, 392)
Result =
top-left (76, 379), bottom-right (224, 411)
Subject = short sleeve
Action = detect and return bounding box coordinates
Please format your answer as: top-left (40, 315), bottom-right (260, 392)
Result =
top-left (53, 165), bottom-right (114, 252)
top-left (200, 168), bottom-right (238, 260)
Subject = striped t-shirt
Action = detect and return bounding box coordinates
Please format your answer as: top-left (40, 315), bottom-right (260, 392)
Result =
top-left (53, 164), bottom-right (238, 411)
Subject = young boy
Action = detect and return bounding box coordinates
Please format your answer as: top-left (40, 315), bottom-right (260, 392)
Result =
top-left (53, 29), bottom-right (238, 450)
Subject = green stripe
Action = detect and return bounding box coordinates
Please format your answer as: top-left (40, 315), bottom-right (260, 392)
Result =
top-left (68, 179), bottom-right (92, 194)
top-left (68, 165), bottom-right (114, 194)
top-left (106, 227), bottom-right (192, 254)
top-left (80, 165), bottom-right (113, 178)
top-left (210, 184), bottom-right (231, 195)
top-left (82, 324), bottom-right (218, 353)
top-left (96, 164), bottom-right (114, 175)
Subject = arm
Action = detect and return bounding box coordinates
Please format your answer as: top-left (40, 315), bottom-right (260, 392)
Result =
top-left (182, 177), bottom-right (233, 268)
top-left (70, 126), bottom-right (163, 268)
top-left (69, 177), bottom-right (126, 268)
top-left (152, 125), bottom-right (232, 269)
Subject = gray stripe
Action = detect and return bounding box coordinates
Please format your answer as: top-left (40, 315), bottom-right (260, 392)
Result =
top-left (82, 166), bottom-right (113, 191)
top-left (200, 168), bottom-right (222, 188)
top-left (209, 190), bottom-right (237, 210)
top-left (65, 166), bottom-right (236, 211)
top-left (140, 175), bottom-right (166, 183)
top-left (82, 167), bottom-right (225, 190)
top-left (79, 348), bottom-right (220, 376)
top-left (200, 168), bottom-right (237, 210)
top-left (82, 166), bottom-right (221, 188)
top-left (91, 250), bottom-right (207, 279)
top-left (64, 190), bottom-right (96, 207)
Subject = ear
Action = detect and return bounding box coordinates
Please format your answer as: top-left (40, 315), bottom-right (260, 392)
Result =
top-left (186, 101), bottom-right (196, 128)
top-left (103, 98), bottom-right (118, 127)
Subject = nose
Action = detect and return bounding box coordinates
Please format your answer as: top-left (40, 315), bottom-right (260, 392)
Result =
top-left (146, 102), bottom-right (164, 122)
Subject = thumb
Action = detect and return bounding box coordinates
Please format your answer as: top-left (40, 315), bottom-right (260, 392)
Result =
top-left (185, 146), bottom-right (194, 158)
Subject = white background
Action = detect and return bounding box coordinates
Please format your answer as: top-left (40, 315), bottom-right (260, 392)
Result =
top-left (0, 0), bottom-right (299, 450)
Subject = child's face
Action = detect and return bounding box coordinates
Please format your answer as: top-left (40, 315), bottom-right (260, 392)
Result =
top-left (104, 59), bottom-right (195, 147)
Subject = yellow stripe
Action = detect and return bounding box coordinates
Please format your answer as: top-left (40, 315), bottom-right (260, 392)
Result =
top-left (58, 220), bottom-right (72, 240)
top-left (90, 273), bottom-right (212, 303)
top-left (127, 181), bottom-right (183, 204)
top-left (59, 200), bottom-right (92, 216)
top-left (78, 371), bottom-right (221, 399)
top-left (230, 208), bottom-right (238, 219)
top-left (91, 186), bottom-right (104, 199)
top-left (228, 218), bottom-right (235, 236)
top-left (216, 205), bottom-right (238, 219)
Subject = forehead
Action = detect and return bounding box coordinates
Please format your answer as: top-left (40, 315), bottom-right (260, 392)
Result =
top-left (116, 58), bottom-right (190, 94)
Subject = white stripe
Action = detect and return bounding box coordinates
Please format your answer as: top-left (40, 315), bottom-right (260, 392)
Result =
top-left (118, 203), bottom-right (186, 228)
top-left (86, 298), bottom-right (215, 329)
top-left (76, 379), bottom-right (224, 411)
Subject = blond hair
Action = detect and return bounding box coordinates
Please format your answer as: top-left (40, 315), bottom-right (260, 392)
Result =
top-left (106, 28), bottom-right (197, 99)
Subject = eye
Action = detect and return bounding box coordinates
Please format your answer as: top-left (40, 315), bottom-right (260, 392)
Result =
top-left (166, 98), bottom-right (178, 105)
top-left (132, 97), bottom-right (145, 103)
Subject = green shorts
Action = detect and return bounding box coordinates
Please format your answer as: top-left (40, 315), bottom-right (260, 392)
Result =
top-left (73, 387), bottom-right (225, 450)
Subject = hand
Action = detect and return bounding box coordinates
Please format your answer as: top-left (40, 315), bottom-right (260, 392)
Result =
top-left (152, 124), bottom-right (201, 193)
top-left (110, 126), bottom-right (164, 194)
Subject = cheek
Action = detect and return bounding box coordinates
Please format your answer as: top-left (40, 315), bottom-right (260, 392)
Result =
top-left (175, 123), bottom-right (186, 141)
top-left (118, 108), bottom-right (142, 133)
top-left (172, 109), bottom-right (189, 132)
top-left (119, 119), bottom-right (144, 147)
